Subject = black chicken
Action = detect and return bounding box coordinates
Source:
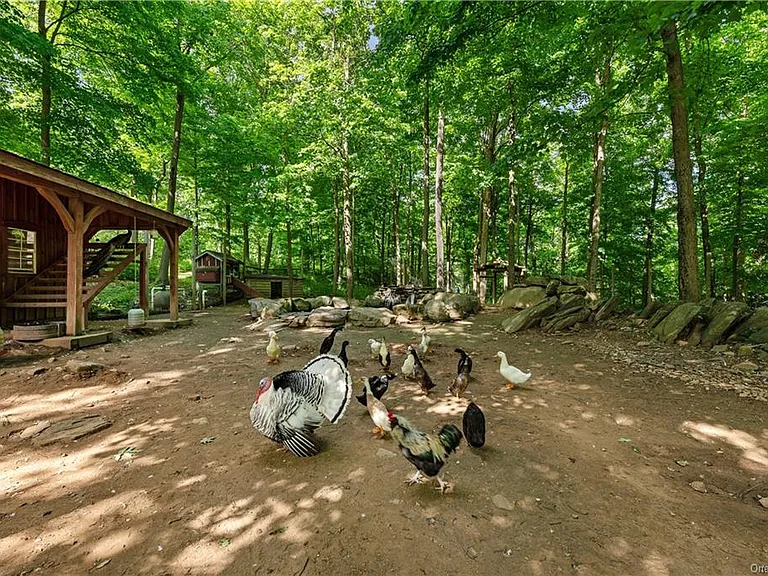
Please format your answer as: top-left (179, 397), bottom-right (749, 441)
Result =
top-left (407, 345), bottom-right (434, 395)
top-left (355, 374), bottom-right (396, 406)
top-left (449, 348), bottom-right (473, 398)
top-left (462, 402), bottom-right (485, 448)
top-left (455, 348), bottom-right (473, 377)
top-left (388, 412), bottom-right (463, 493)
top-left (339, 340), bottom-right (350, 367)
top-left (319, 326), bottom-right (343, 355)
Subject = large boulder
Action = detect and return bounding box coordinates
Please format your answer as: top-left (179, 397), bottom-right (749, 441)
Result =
top-left (498, 286), bottom-right (547, 310)
top-left (730, 307), bottom-right (768, 344)
top-left (545, 279), bottom-right (561, 297)
top-left (291, 297), bottom-right (313, 312)
top-left (424, 299), bottom-right (451, 323)
top-left (558, 294), bottom-right (586, 312)
top-left (557, 284), bottom-right (587, 297)
top-left (559, 275), bottom-right (588, 286)
top-left (307, 306), bottom-right (349, 328)
top-left (502, 297), bottom-right (558, 333)
top-left (638, 300), bottom-right (661, 319)
top-left (249, 298), bottom-right (283, 320)
top-left (543, 306), bottom-right (591, 333)
top-left (700, 302), bottom-right (749, 347)
top-left (393, 303), bottom-right (419, 321)
top-left (309, 295), bottom-right (331, 309)
top-left (348, 307), bottom-right (396, 327)
top-left (363, 294), bottom-right (386, 308)
top-left (652, 303), bottom-right (702, 344)
top-left (332, 297), bottom-right (350, 309)
top-left (648, 301), bottom-right (681, 329)
top-left (444, 293), bottom-right (481, 320)
top-left (283, 312), bottom-right (310, 328)
top-left (522, 276), bottom-right (550, 287)
top-left (595, 295), bottom-right (620, 322)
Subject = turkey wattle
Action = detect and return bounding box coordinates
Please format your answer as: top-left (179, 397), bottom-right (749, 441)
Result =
top-left (250, 354), bottom-right (352, 456)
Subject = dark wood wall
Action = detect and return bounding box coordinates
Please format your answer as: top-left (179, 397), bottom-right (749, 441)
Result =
top-left (0, 178), bottom-right (68, 326)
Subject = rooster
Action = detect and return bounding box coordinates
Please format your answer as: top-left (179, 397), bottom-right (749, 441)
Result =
top-left (249, 354), bottom-right (352, 456)
top-left (361, 377), bottom-right (391, 438)
top-left (449, 348), bottom-right (472, 398)
top-left (355, 374), bottom-right (395, 406)
top-left (319, 326), bottom-right (343, 355)
top-left (388, 412), bottom-right (463, 493)
top-left (407, 345), bottom-right (434, 395)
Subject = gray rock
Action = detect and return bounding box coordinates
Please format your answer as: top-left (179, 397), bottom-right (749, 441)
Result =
top-left (545, 279), bottom-right (561, 297)
top-left (557, 284), bottom-right (587, 297)
top-left (348, 307), bottom-right (396, 327)
top-left (638, 300), bottom-right (661, 319)
top-left (737, 345), bottom-right (754, 357)
top-left (558, 294), bottom-right (586, 312)
top-left (65, 360), bottom-right (105, 376)
top-left (700, 301), bottom-right (749, 347)
top-left (595, 295), bottom-right (620, 322)
top-left (648, 301), bottom-right (682, 330)
top-left (543, 306), bottom-right (590, 333)
top-left (444, 293), bottom-right (481, 319)
top-left (559, 275), bottom-right (588, 286)
top-left (260, 301), bottom-right (283, 320)
top-left (291, 297), bottom-right (313, 312)
top-left (730, 307), bottom-right (768, 344)
top-left (492, 494), bottom-right (515, 511)
top-left (308, 296), bottom-right (331, 309)
top-left (733, 361), bottom-right (758, 373)
top-left (307, 306), bottom-right (348, 328)
top-left (282, 312), bottom-right (310, 328)
top-left (711, 344), bottom-right (729, 353)
top-left (27, 366), bottom-right (47, 376)
top-left (332, 297), bottom-right (350, 309)
top-left (652, 303), bottom-right (702, 344)
top-left (690, 481), bottom-right (707, 493)
top-left (349, 298), bottom-right (363, 307)
top-left (393, 303), bottom-right (419, 320)
top-left (248, 298), bottom-right (272, 319)
top-left (521, 275), bottom-right (550, 287)
top-left (502, 297), bottom-right (558, 333)
top-left (498, 286), bottom-right (547, 310)
top-left (424, 299), bottom-right (450, 323)
top-left (363, 295), bottom-right (386, 308)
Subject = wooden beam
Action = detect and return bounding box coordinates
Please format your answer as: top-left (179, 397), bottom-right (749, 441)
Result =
top-left (36, 187), bottom-right (74, 233)
top-left (169, 229), bottom-right (179, 321)
top-left (66, 197), bottom-right (85, 336)
top-left (83, 205), bottom-right (106, 229)
top-left (139, 242), bottom-right (148, 314)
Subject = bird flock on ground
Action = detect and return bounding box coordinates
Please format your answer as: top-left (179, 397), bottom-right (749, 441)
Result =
top-left (249, 324), bottom-right (532, 494)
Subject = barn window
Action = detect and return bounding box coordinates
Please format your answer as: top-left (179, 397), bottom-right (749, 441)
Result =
top-left (7, 228), bottom-right (36, 273)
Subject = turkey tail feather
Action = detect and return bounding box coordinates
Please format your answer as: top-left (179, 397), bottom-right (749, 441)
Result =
top-left (303, 354), bottom-right (352, 423)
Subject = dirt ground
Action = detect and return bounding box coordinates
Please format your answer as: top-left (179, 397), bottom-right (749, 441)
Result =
top-left (1, 304), bottom-right (767, 576)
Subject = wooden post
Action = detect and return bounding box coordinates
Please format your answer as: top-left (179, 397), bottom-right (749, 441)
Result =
top-left (169, 228), bottom-right (179, 321)
top-left (139, 244), bottom-right (148, 315)
top-left (66, 198), bottom-right (84, 336)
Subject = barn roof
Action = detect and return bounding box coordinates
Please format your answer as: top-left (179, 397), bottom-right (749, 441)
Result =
top-left (196, 250), bottom-right (243, 265)
top-left (0, 149), bottom-right (191, 232)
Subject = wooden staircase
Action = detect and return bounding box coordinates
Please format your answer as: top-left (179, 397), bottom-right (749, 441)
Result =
top-left (5, 243), bottom-right (146, 309)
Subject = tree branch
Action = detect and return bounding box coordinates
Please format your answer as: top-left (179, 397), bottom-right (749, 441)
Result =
top-left (50, 0), bottom-right (81, 44)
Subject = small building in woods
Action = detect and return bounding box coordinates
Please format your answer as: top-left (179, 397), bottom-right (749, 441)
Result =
top-left (0, 149), bottom-right (191, 336)
top-left (193, 250), bottom-right (303, 300)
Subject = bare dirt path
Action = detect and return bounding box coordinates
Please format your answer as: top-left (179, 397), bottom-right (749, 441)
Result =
top-left (1, 305), bottom-right (767, 576)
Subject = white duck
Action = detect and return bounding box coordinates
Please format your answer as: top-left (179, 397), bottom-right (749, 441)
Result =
top-left (266, 331), bottom-right (281, 364)
top-left (368, 338), bottom-right (382, 359)
top-left (417, 326), bottom-right (431, 357)
top-left (401, 352), bottom-right (416, 379)
top-left (496, 351), bottom-right (530, 388)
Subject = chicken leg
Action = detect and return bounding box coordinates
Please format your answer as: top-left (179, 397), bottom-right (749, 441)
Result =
top-left (405, 470), bottom-right (425, 485)
top-left (434, 472), bottom-right (454, 494)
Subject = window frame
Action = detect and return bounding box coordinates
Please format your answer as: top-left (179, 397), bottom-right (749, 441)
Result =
top-left (7, 226), bottom-right (37, 275)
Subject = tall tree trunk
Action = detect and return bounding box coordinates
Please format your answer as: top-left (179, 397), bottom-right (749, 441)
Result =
top-left (242, 220), bottom-right (250, 266)
top-left (286, 217), bottom-right (293, 298)
top-left (643, 168), bottom-right (660, 307)
top-left (524, 199), bottom-right (533, 270)
top-left (158, 88), bottom-right (185, 286)
top-left (560, 159), bottom-right (569, 276)
top-left (393, 165), bottom-right (402, 285)
top-left (222, 202), bottom-right (231, 306)
top-left (434, 107), bottom-right (446, 290)
top-left (693, 105), bottom-right (714, 298)
top-left (586, 52), bottom-right (611, 293)
top-left (192, 149), bottom-right (200, 309)
top-left (342, 137), bottom-right (354, 300)
top-left (421, 76), bottom-right (430, 286)
top-left (263, 230), bottom-right (273, 273)
top-left (379, 206), bottom-right (386, 285)
top-left (662, 19), bottom-right (701, 301)
top-left (332, 178), bottom-right (340, 295)
top-left (506, 105), bottom-right (518, 287)
top-left (732, 171), bottom-right (744, 301)
top-left (445, 216), bottom-right (452, 291)
top-left (474, 113), bottom-right (499, 302)
top-left (38, 0), bottom-right (51, 166)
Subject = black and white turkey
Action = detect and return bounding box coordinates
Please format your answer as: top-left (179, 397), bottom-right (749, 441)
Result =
top-left (249, 354), bottom-right (352, 456)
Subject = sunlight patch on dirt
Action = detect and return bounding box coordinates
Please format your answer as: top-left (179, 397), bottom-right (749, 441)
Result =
top-left (680, 421), bottom-right (768, 474)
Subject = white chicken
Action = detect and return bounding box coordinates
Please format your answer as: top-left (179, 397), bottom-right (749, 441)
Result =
top-left (266, 331), bottom-right (280, 364)
top-left (496, 351), bottom-right (531, 388)
top-left (250, 354), bottom-right (352, 456)
top-left (368, 338), bottom-right (382, 359)
top-left (362, 377), bottom-right (391, 438)
top-left (401, 352), bottom-right (416, 379)
top-left (417, 326), bottom-right (431, 357)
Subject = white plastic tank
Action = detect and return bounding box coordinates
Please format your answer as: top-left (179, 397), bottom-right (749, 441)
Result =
top-left (127, 307), bottom-right (146, 328)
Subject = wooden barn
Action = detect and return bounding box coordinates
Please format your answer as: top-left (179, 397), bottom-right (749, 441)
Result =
top-left (0, 149), bottom-right (191, 336)
top-left (243, 269), bottom-right (303, 299)
top-left (194, 251), bottom-right (243, 284)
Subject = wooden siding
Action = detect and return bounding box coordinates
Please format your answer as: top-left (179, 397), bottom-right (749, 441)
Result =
top-left (245, 277), bottom-right (303, 298)
top-left (0, 178), bottom-right (68, 325)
